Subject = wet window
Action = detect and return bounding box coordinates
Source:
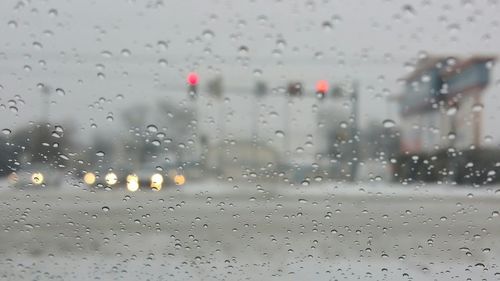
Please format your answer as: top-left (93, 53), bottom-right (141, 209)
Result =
top-left (1, 0), bottom-right (499, 280)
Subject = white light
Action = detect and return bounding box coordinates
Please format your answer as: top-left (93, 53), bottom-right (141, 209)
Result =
top-left (127, 174), bottom-right (139, 192)
top-left (151, 173), bottom-right (163, 191)
top-left (127, 180), bottom-right (139, 192)
top-left (31, 172), bottom-right (44, 185)
top-left (105, 172), bottom-right (118, 186)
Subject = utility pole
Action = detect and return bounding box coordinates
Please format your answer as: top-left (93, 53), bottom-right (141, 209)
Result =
top-left (207, 76), bottom-right (225, 175)
top-left (252, 81), bottom-right (267, 170)
top-left (350, 81), bottom-right (360, 182)
top-left (41, 84), bottom-right (51, 122)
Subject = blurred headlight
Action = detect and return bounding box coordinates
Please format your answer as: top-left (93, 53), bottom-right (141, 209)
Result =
top-left (151, 173), bottom-right (163, 191)
top-left (31, 172), bottom-right (44, 185)
top-left (83, 172), bottom-right (96, 185)
top-left (126, 174), bottom-right (139, 192)
top-left (173, 174), bottom-right (185, 186)
top-left (105, 172), bottom-right (118, 186)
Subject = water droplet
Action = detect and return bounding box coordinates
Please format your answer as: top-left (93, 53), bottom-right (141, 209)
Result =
top-left (275, 130), bottom-right (285, 138)
top-left (48, 8), bottom-right (58, 17)
top-left (157, 40), bottom-right (168, 51)
top-left (96, 151), bottom-right (105, 157)
top-left (472, 103), bottom-right (484, 112)
top-left (7, 20), bottom-right (17, 28)
top-left (147, 125), bottom-right (158, 133)
top-left (322, 21), bottom-right (332, 31)
top-left (59, 154), bottom-right (69, 160)
top-left (446, 106), bottom-right (457, 116)
top-left (238, 46), bottom-right (249, 56)
top-left (402, 4), bottom-right (416, 17)
top-left (383, 119), bottom-right (396, 128)
top-left (102, 206), bottom-right (109, 212)
top-left (158, 58), bottom-right (168, 67)
top-left (121, 49), bottom-right (131, 57)
top-left (55, 88), bottom-right (65, 96)
top-left (101, 50), bottom-right (112, 58)
top-left (202, 30), bottom-right (214, 40)
top-left (2, 128), bottom-right (11, 135)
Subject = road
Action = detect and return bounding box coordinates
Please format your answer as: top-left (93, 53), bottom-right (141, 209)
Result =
top-left (0, 181), bottom-right (499, 280)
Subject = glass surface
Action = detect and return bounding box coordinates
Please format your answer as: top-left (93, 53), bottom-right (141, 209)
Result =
top-left (0, 1), bottom-right (499, 280)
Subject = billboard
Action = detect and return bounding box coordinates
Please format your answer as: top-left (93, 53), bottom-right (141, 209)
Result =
top-left (400, 56), bottom-right (495, 117)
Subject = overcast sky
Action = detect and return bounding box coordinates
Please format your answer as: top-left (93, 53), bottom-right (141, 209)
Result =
top-left (0, 0), bottom-right (499, 147)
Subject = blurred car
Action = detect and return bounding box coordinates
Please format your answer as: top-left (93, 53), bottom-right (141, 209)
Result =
top-left (358, 159), bottom-right (392, 182)
top-left (8, 163), bottom-right (64, 188)
top-left (128, 165), bottom-right (171, 191)
top-left (80, 166), bottom-right (126, 189)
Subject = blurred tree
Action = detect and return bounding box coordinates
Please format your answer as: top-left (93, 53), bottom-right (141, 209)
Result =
top-left (10, 122), bottom-right (74, 170)
top-left (0, 136), bottom-right (17, 176)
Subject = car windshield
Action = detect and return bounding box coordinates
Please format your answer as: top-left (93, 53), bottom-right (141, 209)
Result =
top-left (1, 1), bottom-right (499, 280)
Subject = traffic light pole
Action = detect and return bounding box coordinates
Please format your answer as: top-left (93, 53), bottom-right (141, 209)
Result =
top-left (350, 81), bottom-right (360, 181)
top-left (41, 85), bottom-right (51, 122)
top-left (283, 96), bottom-right (291, 160)
top-left (217, 96), bottom-right (226, 175)
top-left (251, 94), bottom-right (260, 170)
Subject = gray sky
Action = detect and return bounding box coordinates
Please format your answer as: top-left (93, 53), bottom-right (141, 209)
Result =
top-left (0, 0), bottom-right (499, 146)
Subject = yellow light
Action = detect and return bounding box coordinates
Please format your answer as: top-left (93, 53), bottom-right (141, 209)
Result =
top-left (127, 174), bottom-right (138, 183)
top-left (126, 174), bottom-right (139, 192)
top-left (173, 174), bottom-right (185, 186)
top-left (83, 172), bottom-right (96, 185)
top-left (151, 173), bottom-right (163, 191)
top-left (31, 172), bottom-right (44, 185)
top-left (105, 172), bottom-right (118, 186)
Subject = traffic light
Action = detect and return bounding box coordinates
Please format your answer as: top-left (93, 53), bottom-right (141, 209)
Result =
top-left (207, 76), bottom-right (223, 99)
top-left (187, 72), bottom-right (199, 99)
top-left (287, 81), bottom-right (303, 97)
top-left (254, 81), bottom-right (268, 98)
top-left (331, 86), bottom-right (342, 98)
top-left (315, 80), bottom-right (329, 98)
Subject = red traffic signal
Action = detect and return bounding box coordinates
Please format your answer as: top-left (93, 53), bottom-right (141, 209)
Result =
top-left (187, 72), bottom-right (199, 86)
top-left (315, 80), bottom-right (329, 95)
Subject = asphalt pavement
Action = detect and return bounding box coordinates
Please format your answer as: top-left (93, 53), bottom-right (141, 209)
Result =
top-left (0, 180), bottom-right (499, 280)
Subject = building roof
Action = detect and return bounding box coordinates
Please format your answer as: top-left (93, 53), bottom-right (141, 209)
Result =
top-left (403, 55), bottom-right (496, 83)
